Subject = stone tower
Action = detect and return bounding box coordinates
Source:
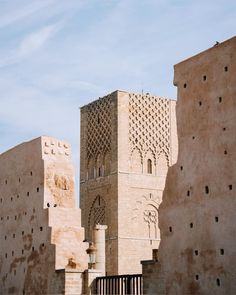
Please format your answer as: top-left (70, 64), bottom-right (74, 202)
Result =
top-left (147, 36), bottom-right (236, 294)
top-left (80, 90), bottom-right (177, 275)
top-left (0, 136), bottom-right (88, 294)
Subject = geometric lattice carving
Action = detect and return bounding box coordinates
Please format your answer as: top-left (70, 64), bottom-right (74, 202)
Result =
top-left (94, 206), bottom-right (106, 225)
top-left (144, 207), bottom-right (158, 239)
top-left (87, 96), bottom-right (112, 159)
top-left (88, 195), bottom-right (106, 240)
top-left (132, 193), bottom-right (161, 240)
top-left (143, 209), bottom-right (157, 224)
top-left (129, 93), bottom-right (170, 163)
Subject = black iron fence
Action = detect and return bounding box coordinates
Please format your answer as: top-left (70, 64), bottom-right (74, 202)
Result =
top-left (95, 274), bottom-right (143, 295)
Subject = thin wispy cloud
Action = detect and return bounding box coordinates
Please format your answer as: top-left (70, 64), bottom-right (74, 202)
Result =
top-left (0, 0), bottom-right (235, 198)
top-left (19, 22), bottom-right (62, 56)
top-left (0, 0), bottom-right (56, 29)
top-left (0, 22), bottom-right (62, 67)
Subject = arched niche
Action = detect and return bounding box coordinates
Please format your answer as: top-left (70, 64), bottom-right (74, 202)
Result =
top-left (104, 152), bottom-right (111, 176)
top-left (131, 148), bottom-right (143, 173)
top-left (96, 154), bottom-right (103, 178)
top-left (88, 195), bottom-right (106, 241)
top-left (144, 149), bottom-right (155, 175)
top-left (132, 194), bottom-right (161, 240)
top-left (143, 204), bottom-right (158, 239)
top-left (156, 152), bottom-right (169, 177)
top-left (87, 157), bottom-right (95, 180)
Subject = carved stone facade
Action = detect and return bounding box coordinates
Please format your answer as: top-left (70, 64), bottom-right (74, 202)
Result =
top-left (0, 136), bottom-right (88, 294)
top-left (145, 36), bottom-right (236, 294)
top-left (80, 90), bottom-right (178, 275)
top-left (129, 94), bottom-right (170, 166)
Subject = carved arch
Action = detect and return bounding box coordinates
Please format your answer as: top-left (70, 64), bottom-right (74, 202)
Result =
top-left (87, 157), bottom-right (95, 180)
top-left (143, 204), bottom-right (158, 239)
top-left (95, 154), bottom-right (103, 178)
top-left (132, 194), bottom-right (161, 240)
top-left (144, 149), bottom-right (156, 175)
top-left (104, 152), bottom-right (111, 176)
top-left (130, 147), bottom-right (143, 173)
top-left (156, 152), bottom-right (169, 177)
top-left (88, 195), bottom-right (106, 241)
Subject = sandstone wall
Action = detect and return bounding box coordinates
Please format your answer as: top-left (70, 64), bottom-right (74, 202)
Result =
top-left (80, 90), bottom-right (178, 275)
top-left (117, 91), bottom-right (177, 275)
top-left (80, 92), bottom-right (119, 275)
top-left (0, 136), bottom-right (88, 294)
top-left (149, 36), bottom-right (236, 295)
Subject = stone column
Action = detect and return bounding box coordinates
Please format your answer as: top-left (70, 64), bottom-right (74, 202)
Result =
top-left (93, 225), bottom-right (107, 275)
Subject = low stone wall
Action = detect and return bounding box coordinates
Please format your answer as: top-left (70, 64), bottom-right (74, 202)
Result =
top-left (141, 260), bottom-right (165, 295)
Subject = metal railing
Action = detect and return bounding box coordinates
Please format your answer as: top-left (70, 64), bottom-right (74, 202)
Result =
top-left (95, 274), bottom-right (143, 295)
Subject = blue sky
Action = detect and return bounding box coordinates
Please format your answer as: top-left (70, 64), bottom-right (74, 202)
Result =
top-left (0, 0), bottom-right (235, 198)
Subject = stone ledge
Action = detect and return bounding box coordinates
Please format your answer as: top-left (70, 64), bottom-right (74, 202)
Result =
top-left (141, 259), bottom-right (158, 265)
top-left (56, 268), bottom-right (84, 274)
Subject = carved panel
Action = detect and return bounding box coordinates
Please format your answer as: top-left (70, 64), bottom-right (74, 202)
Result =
top-left (88, 195), bottom-right (106, 240)
top-left (54, 174), bottom-right (70, 190)
top-left (86, 96), bottom-right (112, 159)
top-left (143, 205), bottom-right (158, 239)
top-left (132, 193), bottom-right (161, 239)
top-left (129, 93), bottom-right (170, 164)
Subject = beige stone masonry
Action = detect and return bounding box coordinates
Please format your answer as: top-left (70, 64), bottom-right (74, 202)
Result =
top-left (145, 36), bottom-right (236, 295)
top-left (93, 224), bottom-right (107, 275)
top-left (80, 90), bottom-right (178, 275)
top-left (0, 136), bottom-right (88, 294)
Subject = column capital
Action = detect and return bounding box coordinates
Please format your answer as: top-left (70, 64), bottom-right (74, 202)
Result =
top-left (94, 224), bottom-right (108, 230)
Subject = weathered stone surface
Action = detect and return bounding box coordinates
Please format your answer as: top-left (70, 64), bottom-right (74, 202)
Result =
top-left (146, 36), bottom-right (236, 294)
top-left (80, 90), bottom-right (178, 275)
top-left (0, 136), bottom-right (88, 294)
